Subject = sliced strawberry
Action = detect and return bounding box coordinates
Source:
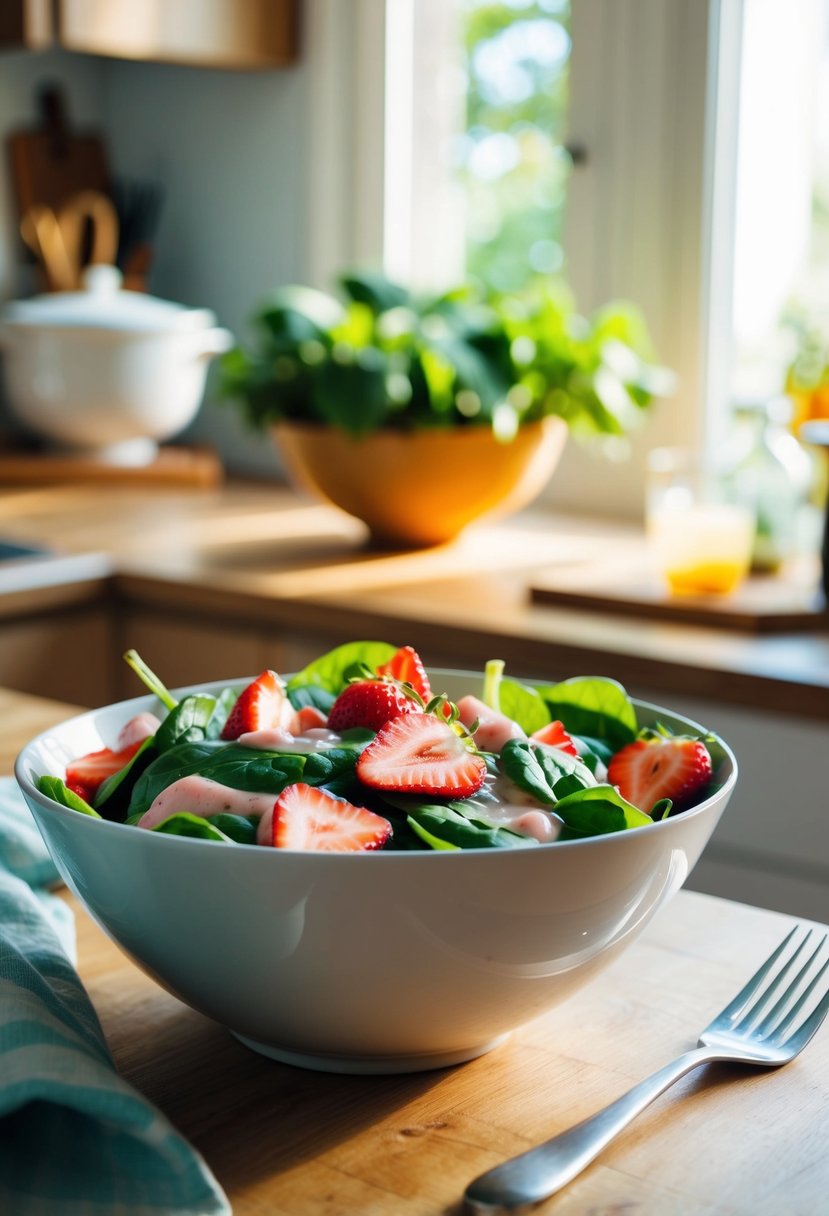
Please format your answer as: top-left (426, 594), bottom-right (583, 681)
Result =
top-left (327, 680), bottom-right (422, 732)
top-left (607, 736), bottom-right (713, 815)
top-left (66, 778), bottom-right (95, 804)
top-left (221, 670), bottom-right (287, 741)
top-left (530, 720), bottom-right (578, 756)
top-left (376, 645), bottom-right (432, 701)
top-left (66, 740), bottom-right (143, 796)
top-left (271, 783), bottom-right (392, 852)
top-left (287, 705), bottom-right (329, 734)
top-left (356, 712), bottom-right (486, 797)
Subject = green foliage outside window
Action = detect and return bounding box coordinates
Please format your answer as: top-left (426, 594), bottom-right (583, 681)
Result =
top-left (458, 0), bottom-right (572, 295)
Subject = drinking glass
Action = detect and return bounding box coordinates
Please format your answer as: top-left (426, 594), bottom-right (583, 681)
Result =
top-left (646, 447), bottom-right (755, 595)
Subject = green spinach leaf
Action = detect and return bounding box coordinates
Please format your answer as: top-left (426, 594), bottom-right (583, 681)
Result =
top-left (286, 640), bottom-right (397, 699)
top-left (497, 678), bottom-right (551, 734)
top-left (553, 785), bottom-right (652, 836)
top-left (500, 738), bottom-right (596, 806)
top-left (406, 802), bottom-right (535, 850)
top-left (128, 742), bottom-right (306, 817)
top-left (37, 775), bottom-right (101, 818)
top-left (534, 676), bottom-right (638, 749)
top-left (155, 694), bottom-right (218, 751)
top-left (151, 813), bottom-right (232, 842)
top-left (205, 689), bottom-right (238, 739)
top-left (93, 736), bottom-right (158, 821)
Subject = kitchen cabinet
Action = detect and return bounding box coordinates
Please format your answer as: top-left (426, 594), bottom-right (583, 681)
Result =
top-left (0, 605), bottom-right (115, 706)
top-left (0, 0), bottom-right (52, 49)
top-left (0, 0), bottom-right (299, 68)
top-left (58, 0), bottom-right (299, 69)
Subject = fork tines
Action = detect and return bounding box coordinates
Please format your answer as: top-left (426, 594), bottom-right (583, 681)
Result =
top-left (721, 924), bottom-right (829, 1048)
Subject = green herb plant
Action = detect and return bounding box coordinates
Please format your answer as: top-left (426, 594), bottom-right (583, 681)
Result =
top-left (220, 270), bottom-right (674, 441)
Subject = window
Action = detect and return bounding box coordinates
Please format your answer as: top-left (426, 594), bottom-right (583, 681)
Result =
top-left (308, 0), bottom-right (824, 519)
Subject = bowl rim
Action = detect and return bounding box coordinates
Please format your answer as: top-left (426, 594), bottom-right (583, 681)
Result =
top-left (14, 668), bottom-right (738, 859)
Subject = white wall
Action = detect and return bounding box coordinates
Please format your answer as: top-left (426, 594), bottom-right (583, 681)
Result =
top-left (0, 38), bottom-right (321, 474)
top-left (98, 55), bottom-right (314, 474)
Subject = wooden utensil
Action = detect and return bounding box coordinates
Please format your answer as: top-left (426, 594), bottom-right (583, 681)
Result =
top-left (58, 190), bottom-right (119, 284)
top-left (7, 84), bottom-right (110, 230)
top-left (19, 204), bottom-right (76, 292)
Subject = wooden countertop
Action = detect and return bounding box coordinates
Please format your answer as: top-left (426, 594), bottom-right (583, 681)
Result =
top-left (2, 480), bottom-right (829, 717)
top-left (5, 688), bottom-right (829, 1215)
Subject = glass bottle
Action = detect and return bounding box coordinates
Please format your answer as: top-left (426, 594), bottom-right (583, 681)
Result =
top-left (726, 397), bottom-right (813, 573)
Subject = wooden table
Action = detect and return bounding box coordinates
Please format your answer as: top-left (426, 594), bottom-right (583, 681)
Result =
top-left (5, 690), bottom-right (829, 1215)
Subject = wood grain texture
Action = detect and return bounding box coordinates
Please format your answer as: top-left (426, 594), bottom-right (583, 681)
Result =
top-left (4, 687), bottom-right (829, 1214)
top-left (64, 879), bottom-right (829, 1215)
top-left (0, 480), bottom-right (828, 718)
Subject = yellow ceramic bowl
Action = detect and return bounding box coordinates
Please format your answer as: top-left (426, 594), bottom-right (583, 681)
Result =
top-left (271, 417), bottom-right (568, 547)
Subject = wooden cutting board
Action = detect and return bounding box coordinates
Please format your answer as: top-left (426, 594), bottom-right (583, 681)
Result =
top-left (0, 445), bottom-right (223, 489)
top-left (530, 552), bottom-right (829, 632)
top-left (6, 84), bottom-right (110, 228)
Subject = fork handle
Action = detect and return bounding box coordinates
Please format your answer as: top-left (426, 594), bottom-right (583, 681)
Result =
top-left (464, 1045), bottom-right (733, 1213)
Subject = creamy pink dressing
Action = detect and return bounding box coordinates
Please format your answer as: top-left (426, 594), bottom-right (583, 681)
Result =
top-left (465, 771), bottom-right (563, 843)
top-left (236, 727), bottom-right (343, 753)
top-left (138, 775), bottom-right (276, 830)
top-left (457, 695), bottom-right (527, 753)
top-left (117, 711), bottom-right (162, 750)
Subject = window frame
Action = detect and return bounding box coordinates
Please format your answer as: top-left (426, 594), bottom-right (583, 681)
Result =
top-left (304, 0), bottom-right (744, 519)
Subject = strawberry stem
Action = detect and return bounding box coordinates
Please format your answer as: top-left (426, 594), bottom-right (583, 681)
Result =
top-left (482, 658), bottom-right (505, 711)
top-left (123, 649), bottom-right (178, 711)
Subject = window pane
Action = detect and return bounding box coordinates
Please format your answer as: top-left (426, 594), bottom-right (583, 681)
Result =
top-left (732, 0), bottom-right (829, 417)
top-left (456, 0), bottom-right (571, 294)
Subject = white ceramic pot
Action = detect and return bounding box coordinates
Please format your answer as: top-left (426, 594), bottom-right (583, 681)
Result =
top-left (15, 669), bottom-right (737, 1075)
top-left (0, 265), bottom-right (232, 465)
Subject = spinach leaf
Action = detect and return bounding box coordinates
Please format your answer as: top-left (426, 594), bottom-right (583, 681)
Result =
top-left (201, 747), bottom-right (306, 793)
top-left (212, 814), bottom-right (259, 844)
top-left (37, 775), bottom-right (101, 818)
top-left (129, 741), bottom-right (223, 816)
top-left (285, 684), bottom-right (337, 714)
top-left (571, 734), bottom-right (615, 769)
top-left (302, 747), bottom-right (361, 784)
top-left (128, 742), bottom-right (306, 817)
top-left (408, 818), bottom-right (459, 851)
top-left (286, 640), bottom-right (397, 698)
top-left (151, 813), bottom-right (232, 842)
top-left (497, 678), bottom-right (551, 734)
top-left (406, 802), bottom-right (535, 850)
top-left (155, 694), bottom-right (218, 752)
top-left (205, 689), bottom-right (238, 739)
top-left (93, 736), bottom-right (158, 821)
top-left (500, 738), bottom-right (596, 806)
top-left (553, 785), bottom-right (652, 836)
top-left (535, 676), bottom-right (638, 749)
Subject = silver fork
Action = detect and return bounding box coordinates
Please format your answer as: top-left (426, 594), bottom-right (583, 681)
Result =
top-left (464, 924), bottom-right (829, 1214)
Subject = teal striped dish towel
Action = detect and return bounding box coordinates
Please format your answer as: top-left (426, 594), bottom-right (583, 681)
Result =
top-left (0, 778), bottom-right (231, 1216)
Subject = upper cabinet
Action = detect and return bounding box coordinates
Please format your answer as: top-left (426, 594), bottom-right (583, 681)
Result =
top-left (1, 0), bottom-right (300, 69)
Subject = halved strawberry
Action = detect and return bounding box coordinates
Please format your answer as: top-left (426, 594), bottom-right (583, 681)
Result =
top-left (531, 720), bottom-right (578, 756)
top-left (287, 705), bottom-right (329, 734)
top-left (271, 783), bottom-right (392, 852)
top-left (66, 740), bottom-right (143, 796)
top-left (327, 680), bottom-right (422, 732)
top-left (356, 712), bottom-right (487, 797)
top-left (607, 736), bottom-right (713, 815)
top-left (376, 645), bottom-right (432, 701)
top-left (221, 670), bottom-right (287, 740)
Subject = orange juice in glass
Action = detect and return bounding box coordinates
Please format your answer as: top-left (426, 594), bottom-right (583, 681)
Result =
top-left (646, 448), bottom-right (755, 596)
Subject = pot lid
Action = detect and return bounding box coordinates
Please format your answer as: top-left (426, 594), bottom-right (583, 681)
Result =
top-left (1, 266), bottom-right (217, 333)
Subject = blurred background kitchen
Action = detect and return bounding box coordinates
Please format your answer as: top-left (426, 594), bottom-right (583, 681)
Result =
top-left (2, 0), bottom-right (828, 506)
top-left (0, 0), bottom-right (828, 920)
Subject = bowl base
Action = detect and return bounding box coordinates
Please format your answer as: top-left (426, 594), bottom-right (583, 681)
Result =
top-left (231, 1031), bottom-right (510, 1074)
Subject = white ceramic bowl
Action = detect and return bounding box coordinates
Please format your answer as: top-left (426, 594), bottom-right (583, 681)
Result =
top-left (0, 266), bottom-right (232, 464)
top-left (15, 671), bottom-right (736, 1075)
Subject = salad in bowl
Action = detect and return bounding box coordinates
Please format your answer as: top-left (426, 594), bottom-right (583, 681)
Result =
top-left (16, 642), bottom-right (736, 1073)
top-left (37, 641), bottom-right (719, 854)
